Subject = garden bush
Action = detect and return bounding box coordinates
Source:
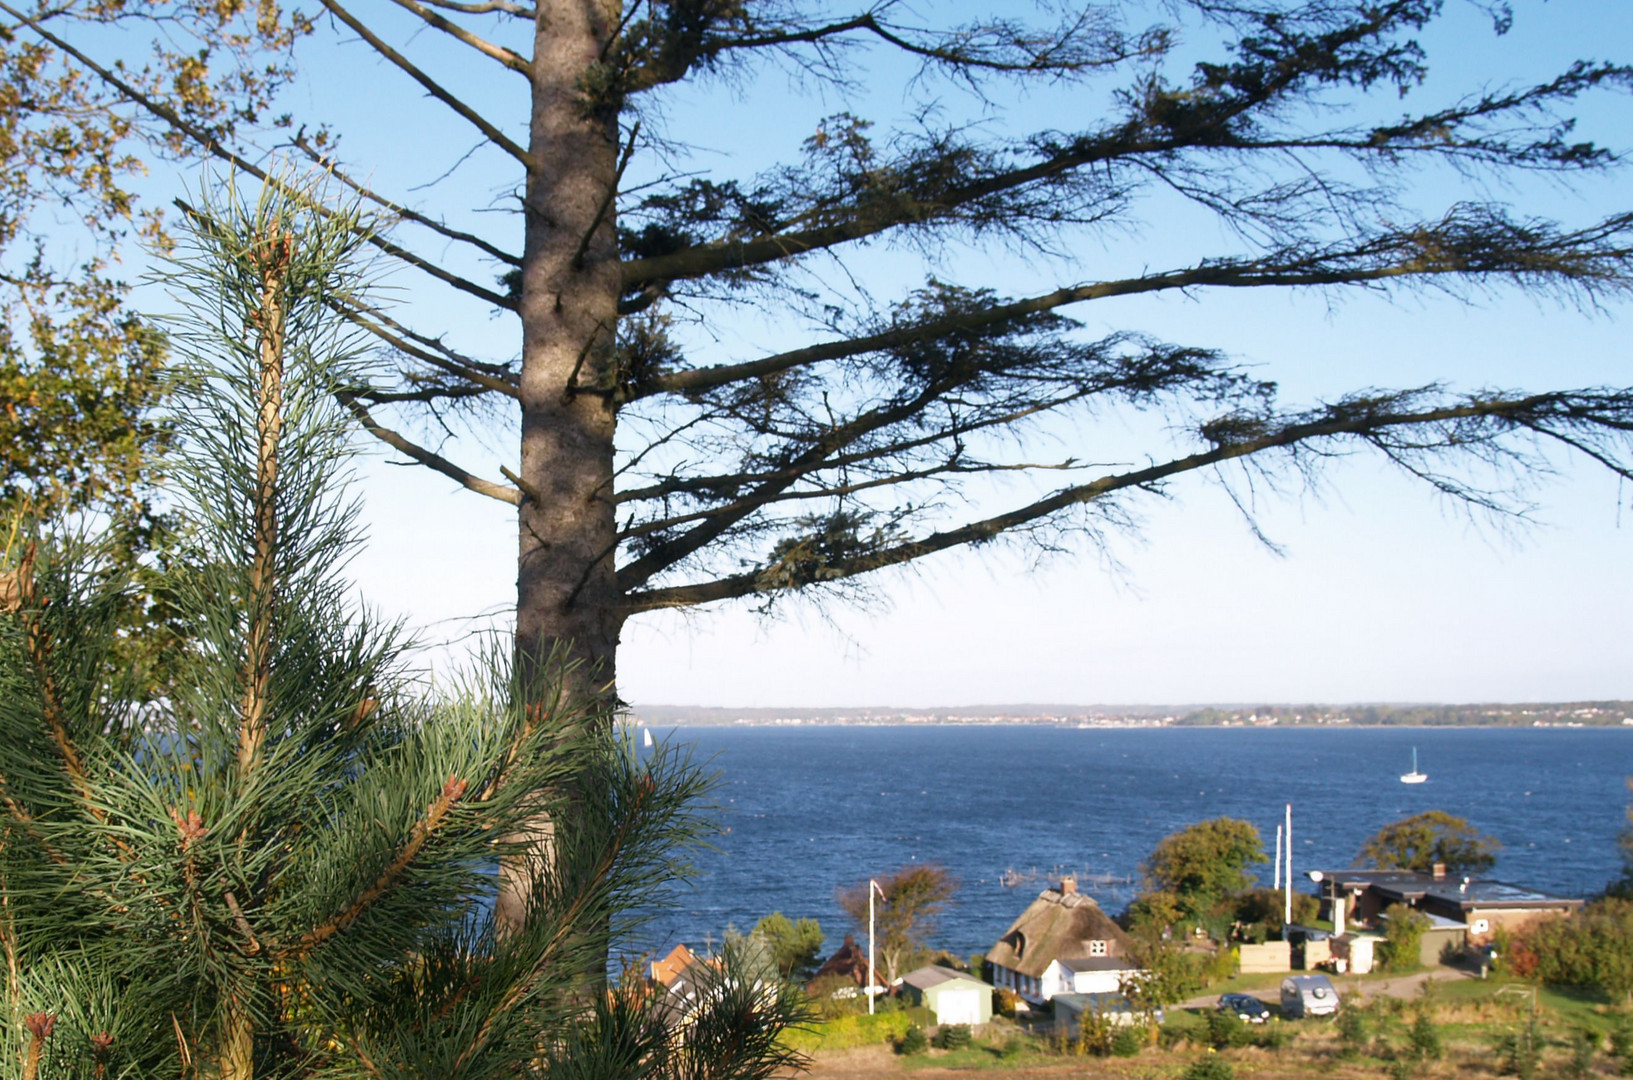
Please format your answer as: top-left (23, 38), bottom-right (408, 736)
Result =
top-left (1336, 1006), bottom-right (1371, 1055)
top-left (1497, 1018), bottom-right (1542, 1079)
top-left (1181, 1054), bottom-right (1236, 1080)
top-left (783, 1011), bottom-right (911, 1052)
top-left (1206, 1008), bottom-right (1248, 1050)
top-left (992, 987), bottom-right (1026, 1018)
top-left (934, 1023), bottom-right (972, 1050)
top-left (1110, 1025), bottom-right (1145, 1057)
top-left (897, 1025), bottom-right (928, 1056)
top-left (1567, 1030), bottom-right (1599, 1079)
top-left (1409, 1011), bottom-right (1443, 1060)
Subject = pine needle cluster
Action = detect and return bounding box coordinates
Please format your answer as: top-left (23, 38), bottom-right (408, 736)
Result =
top-left (0, 178), bottom-right (805, 1080)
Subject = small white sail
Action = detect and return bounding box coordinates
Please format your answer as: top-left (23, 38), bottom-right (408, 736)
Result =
top-left (1400, 746), bottom-right (1427, 784)
top-left (643, 726), bottom-right (654, 749)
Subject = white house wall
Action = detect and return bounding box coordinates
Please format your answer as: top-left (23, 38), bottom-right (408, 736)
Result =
top-left (1069, 969), bottom-right (1127, 994)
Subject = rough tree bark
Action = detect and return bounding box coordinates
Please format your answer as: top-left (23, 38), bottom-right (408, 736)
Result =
top-left (516, 0), bottom-right (625, 697)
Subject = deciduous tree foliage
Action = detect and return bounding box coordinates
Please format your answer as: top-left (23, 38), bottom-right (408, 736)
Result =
top-left (1522, 897), bottom-right (1633, 1002)
top-left (837, 863), bottom-right (956, 984)
top-left (1378, 901), bottom-right (1432, 971)
top-left (1356, 810), bottom-right (1500, 875)
top-left (1141, 817), bottom-right (1268, 919)
top-left (751, 911), bottom-right (825, 981)
top-left (1610, 778), bottom-right (1633, 898)
top-left (0, 0), bottom-right (312, 694)
top-left (7, 0), bottom-right (1633, 717)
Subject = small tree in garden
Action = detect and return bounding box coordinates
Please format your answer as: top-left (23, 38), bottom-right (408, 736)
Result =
top-left (1379, 903), bottom-right (1432, 972)
top-left (751, 912), bottom-right (825, 981)
top-left (0, 179), bottom-right (804, 1080)
top-left (838, 864), bottom-right (957, 985)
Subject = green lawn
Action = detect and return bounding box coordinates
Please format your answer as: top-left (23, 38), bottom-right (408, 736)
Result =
top-left (1431, 977), bottom-right (1621, 1032)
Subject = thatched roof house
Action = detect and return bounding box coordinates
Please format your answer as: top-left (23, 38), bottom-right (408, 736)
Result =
top-left (986, 877), bottom-right (1139, 1003)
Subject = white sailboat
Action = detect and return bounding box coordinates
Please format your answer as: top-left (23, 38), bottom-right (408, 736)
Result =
top-left (1400, 746), bottom-right (1427, 784)
top-left (643, 726), bottom-right (654, 749)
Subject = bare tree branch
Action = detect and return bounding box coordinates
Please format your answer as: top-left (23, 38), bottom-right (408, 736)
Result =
top-left (291, 131), bottom-right (522, 266)
top-left (387, 0), bottom-right (532, 75)
top-left (319, 0), bottom-right (538, 172)
top-left (338, 392), bottom-right (521, 505)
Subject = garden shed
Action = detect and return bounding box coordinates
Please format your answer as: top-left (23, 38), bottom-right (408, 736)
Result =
top-left (899, 966), bottom-right (992, 1027)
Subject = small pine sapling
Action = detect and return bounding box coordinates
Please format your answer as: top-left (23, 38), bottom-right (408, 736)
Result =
top-left (0, 176), bottom-right (805, 1080)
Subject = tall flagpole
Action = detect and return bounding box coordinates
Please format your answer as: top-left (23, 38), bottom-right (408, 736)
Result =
top-left (1273, 823), bottom-right (1283, 919)
top-left (1284, 803), bottom-right (1293, 937)
top-left (868, 879), bottom-right (885, 1014)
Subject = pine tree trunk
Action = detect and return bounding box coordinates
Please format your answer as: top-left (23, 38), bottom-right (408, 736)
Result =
top-left (498, 0), bottom-right (624, 934)
top-left (514, 0), bottom-right (624, 699)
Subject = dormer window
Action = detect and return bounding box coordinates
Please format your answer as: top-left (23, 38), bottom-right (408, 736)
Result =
top-left (1012, 931), bottom-right (1026, 958)
top-left (1089, 940), bottom-right (1107, 956)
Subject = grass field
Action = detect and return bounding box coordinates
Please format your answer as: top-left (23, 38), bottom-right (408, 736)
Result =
top-left (801, 976), bottom-right (1633, 1080)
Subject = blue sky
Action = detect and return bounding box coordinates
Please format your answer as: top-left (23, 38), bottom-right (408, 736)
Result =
top-left (164, 0), bottom-right (1633, 707)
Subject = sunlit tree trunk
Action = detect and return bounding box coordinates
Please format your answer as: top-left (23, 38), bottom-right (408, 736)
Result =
top-left (500, 0), bottom-right (626, 933)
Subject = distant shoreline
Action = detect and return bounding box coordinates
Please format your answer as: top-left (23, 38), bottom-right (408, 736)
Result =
top-left (626, 701), bottom-right (1633, 729)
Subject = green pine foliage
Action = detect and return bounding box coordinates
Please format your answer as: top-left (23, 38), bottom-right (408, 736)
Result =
top-left (1181, 1055), bottom-right (1235, 1080)
top-left (0, 177), bottom-right (805, 1080)
top-left (1409, 1011), bottom-right (1443, 1060)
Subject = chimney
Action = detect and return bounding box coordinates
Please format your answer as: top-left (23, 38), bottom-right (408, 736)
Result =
top-left (1431, 862), bottom-right (1446, 881)
top-left (1059, 875), bottom-right (1078, 895)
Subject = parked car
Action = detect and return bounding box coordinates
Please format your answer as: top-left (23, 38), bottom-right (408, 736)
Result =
top-left (1217, 993), bottom-right (1271, 1023)
top-left (1280, 974), bottom-right (1340, 1018)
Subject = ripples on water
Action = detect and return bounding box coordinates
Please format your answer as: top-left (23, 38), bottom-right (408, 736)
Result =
top-left (633, 725), bottom-right (1632, 958)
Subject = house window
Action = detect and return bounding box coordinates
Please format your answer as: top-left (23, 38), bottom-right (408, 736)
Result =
top-left (1089, 940), bottom-right (1107, 956)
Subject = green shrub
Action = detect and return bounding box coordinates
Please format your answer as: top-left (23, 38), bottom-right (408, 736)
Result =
top-left (998, 1035), bottom-right (1029, 1060)
top-left (1409, 1011), bottom-right (1442, 1060)
top-left (1567, 1030), bottom-right (1598, 1079)
top-left (1336, 1007), bottom-right (1370, 1055)
top-left (903, 1005), bottom-right (935, 1028)
top-left (1159, 1011), bottom-right (1206, 1049)
top-left (1522, 897), bottom-right (1633, 1000)
top-left (1206, 1008), bottom-right (1247, 1050)
top-left (1497, 1018), bottom-right (1542, 1079)
top-left (934, 1024), bottom-right (972, 1050)
top-left (1613, 1018), bottom-right (1633, 1077)
top-left (992, 987), bottom-right (1025, 1018)
top-left (1379, 903), bottom-right (1430, 972)
top-left (782, 1011), bottom-right (911, 1052)
top-left (1073, 1011), bottom-right (1115, 1057)
top-left (1250, 1024), bottom-right (1290, 1050)
top-left (898, 1025), bottom-right (928, 1056)
top-left (804, 974), bottom-right (865, 1018)
top-left (1110, 1025), bottom-right (1144, 1057)
top-left (1181, 1054), bottom-right (1236, 1080)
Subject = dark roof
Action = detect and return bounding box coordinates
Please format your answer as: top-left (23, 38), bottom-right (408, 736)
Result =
top-left (1312, 868), bottom-right (1583, 911)
top-left (987, 888), bottom-right (1134, 978)
top-left (1053, 992), bottom-right (1137, 1015)
top-left (811, 934), bottom-right (878, 987)
top-left (1059, 956), bottom-right (1139, 973)
top-left (1424, 880), bottom-right (1583, 910)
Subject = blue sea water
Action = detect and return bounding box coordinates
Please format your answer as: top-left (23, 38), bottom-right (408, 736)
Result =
top-left (633, 725), bottom-right (1632, 959)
